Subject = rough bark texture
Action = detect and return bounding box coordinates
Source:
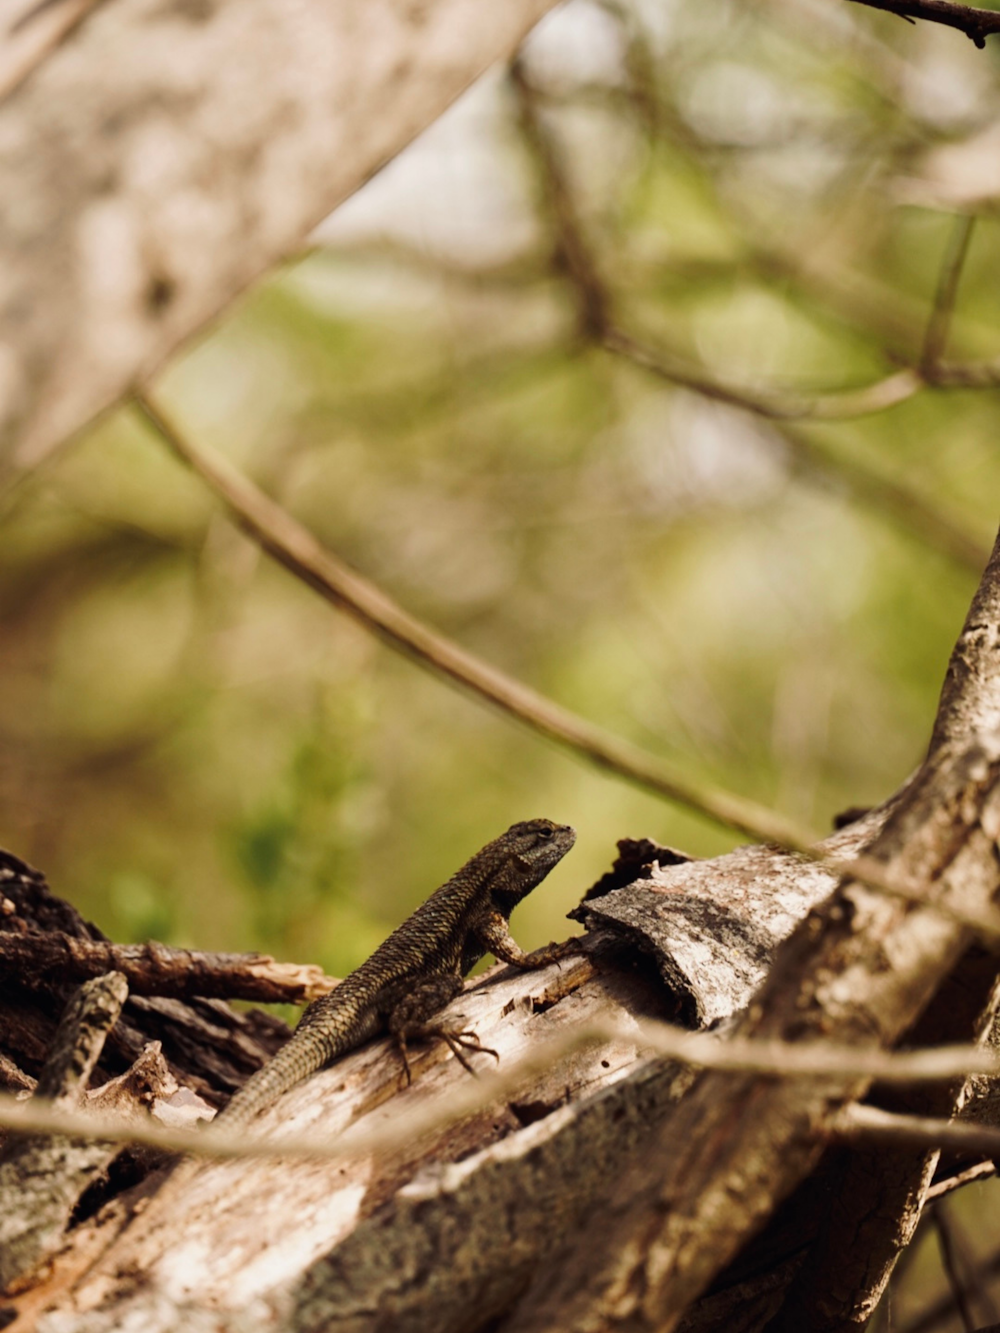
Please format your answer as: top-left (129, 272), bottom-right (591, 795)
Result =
top-left (767, 949), bottom-right (1000, 1333)
top-left (0, 972), bottom-right (130, 1289)
top-left (0, 796), bottom-right (930, 1332)
top-left (0, 0), bottom-right (562, 476)
top-left (0, 850), bottom-right (289, 1106)
top-left (0, 930), bottom-right (333, 1005)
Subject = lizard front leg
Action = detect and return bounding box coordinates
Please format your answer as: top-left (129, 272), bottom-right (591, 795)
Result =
top-left (476, 909), bottom-right (581, 969)
top-left (387, 975), bottom-right (498, 1084)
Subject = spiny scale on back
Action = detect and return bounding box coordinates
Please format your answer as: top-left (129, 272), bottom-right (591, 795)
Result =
top-left (219, 818), bottom-right (576, 1128)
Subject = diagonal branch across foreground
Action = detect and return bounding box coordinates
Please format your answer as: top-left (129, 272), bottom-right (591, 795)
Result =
top-left (513, 526), bottom-right (1000, 1333)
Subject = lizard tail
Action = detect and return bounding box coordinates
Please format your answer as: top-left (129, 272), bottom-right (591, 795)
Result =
top-left (219, 998), bottom-right (380, 1128)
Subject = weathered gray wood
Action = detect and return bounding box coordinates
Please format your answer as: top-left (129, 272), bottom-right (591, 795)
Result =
top-left (16, 806), bottom-right (888, 1333)
top-left (0, 0), bottom-right (561, 475)
top-left (0, 971), bottom-right (128, 1288)
top-left (574, 806), bottom-right (892, 1028)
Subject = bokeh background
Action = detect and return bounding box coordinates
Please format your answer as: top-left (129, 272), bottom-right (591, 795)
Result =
top-left (1, 5), bottom-right (1000, 1318)
top-left (2, 0), bottom-right (998, 959)
top-left (1, 0), bottom-right (997, 950)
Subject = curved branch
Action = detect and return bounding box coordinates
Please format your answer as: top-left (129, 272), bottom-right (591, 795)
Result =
top-left (133, 393), bottom-right (816, 849)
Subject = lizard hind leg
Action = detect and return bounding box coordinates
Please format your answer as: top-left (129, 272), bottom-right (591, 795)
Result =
top-left (387, 974), bottom-right (497, 1085)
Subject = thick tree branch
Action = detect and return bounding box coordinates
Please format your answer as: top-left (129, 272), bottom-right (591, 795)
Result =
top-left (930, 529), bottom-right (1000, 755)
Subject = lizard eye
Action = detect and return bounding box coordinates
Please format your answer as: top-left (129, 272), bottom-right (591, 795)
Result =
top-left (536, 826), bottom-right (553, 839)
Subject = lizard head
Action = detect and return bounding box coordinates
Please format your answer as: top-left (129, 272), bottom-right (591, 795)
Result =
top-left (504, 818), bottom-right (576, 880)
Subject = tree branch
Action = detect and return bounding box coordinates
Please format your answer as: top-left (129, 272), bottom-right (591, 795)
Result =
top-left (845, 0), bottom-right (1000, 48)
top-left (512, 532), bottom-right (1000, 1333)
top-left (508, 63), bottom-right (991, 575)
top-left (133, 391), bottom-right (819, 849)
top-left (0, 931), bottom-right (334, 1005)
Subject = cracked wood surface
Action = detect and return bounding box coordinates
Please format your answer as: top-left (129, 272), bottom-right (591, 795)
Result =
top-left (20, 954), bottom-right (675, 1331)
top-left (2, 807), bottom-right (891, 1333)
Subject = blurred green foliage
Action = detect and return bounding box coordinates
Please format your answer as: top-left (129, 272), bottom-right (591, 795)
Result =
top-left (0, 0), bottom-right (997, 1027)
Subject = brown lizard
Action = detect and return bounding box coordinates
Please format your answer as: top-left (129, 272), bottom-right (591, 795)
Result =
top-left (218, 817), bottom-right (577, 1127)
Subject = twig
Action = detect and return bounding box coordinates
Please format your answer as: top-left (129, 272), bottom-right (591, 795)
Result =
top-left (921, 215), bottom-right (976, 371)
top-left (0, 931), bottom-right (335, 1005)
top-left (3, 1015), bottom-right (1000, 1165)
top-left (833, 1105), bottom-right (1000, 1157)
top-left (605, 335), bottom-right (989, 570)
top-left (133, 391), bottom-right (819, 849)
top-left (845, 0), bottom-right (1000, 48)
top-left (510, 56), bottom-right (610, 340)
top-left (924, 358), bottom-right (1000, 388)
top-left (927, 1161), bottom-right (995, 1200)
top-left (932, 1201), bottom-right (978, 1332)
top-left (603, 325), bottom-right (921, 422)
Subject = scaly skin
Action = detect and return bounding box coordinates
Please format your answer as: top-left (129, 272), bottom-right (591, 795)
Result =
top-left (219, 817), bottom-right (576, 1127)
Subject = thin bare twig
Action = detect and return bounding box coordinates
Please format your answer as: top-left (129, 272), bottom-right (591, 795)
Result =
top-left (933, 1201), bottom-right (978, 1332)
top-left (922, 215), bottom-right (976, 371)
top-left (133, 391), bottom-right (818, 848)
top-left (604, 334), bottom-right (989, 571)
top-left (509, 61), bottom-right (990, 576)
top-left (833, 1105), bottom-right (1000, 1157)
top-left (510, 55), bottom-right (610, 340)
top-left (925, 358), bottom-right (1000, 388)
top-left (927, 1162), bottom-right (995, 1200)
top-left (602, 326), bottom-right (922, 422)
top-left (0, 931), bottom-right (335, 1005)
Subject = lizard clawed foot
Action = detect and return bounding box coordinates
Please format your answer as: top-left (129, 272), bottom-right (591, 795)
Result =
top-left (436, 1026), bottom-right (499, 1077)
top-left (393, 1024), bottom-right (499, 1086)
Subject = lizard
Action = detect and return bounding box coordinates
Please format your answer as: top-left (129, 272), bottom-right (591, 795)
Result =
top-left (216, 816), bottom-right (577, 1129)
